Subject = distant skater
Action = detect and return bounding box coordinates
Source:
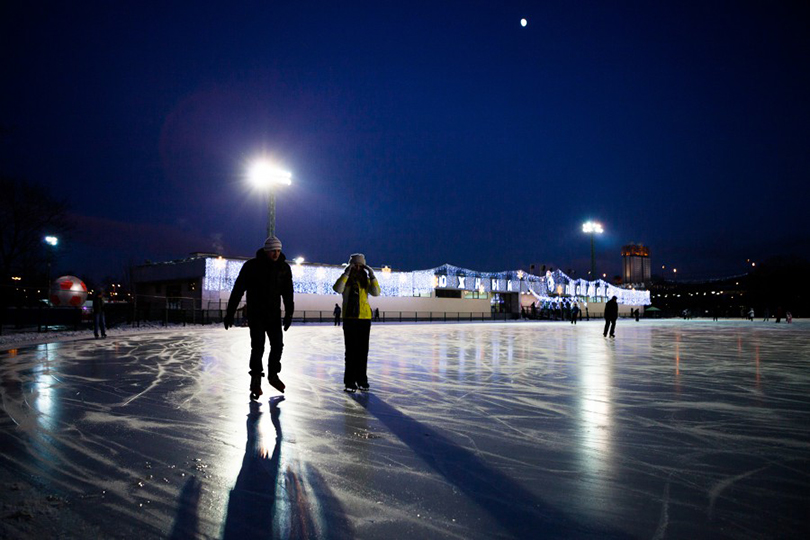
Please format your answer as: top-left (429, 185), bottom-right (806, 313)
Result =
top-left (333, 254), bottom-right (380, 393)
top-left (333, 303), bottom-right (342, 326)
top-left (748, 308), bottom-right (755, 321)
top-left (571, 303), bottom-right (580, 324)
top-left (225, 236), bottom-right (294, 400)
top-left (93, 289), bottom-right (107, 339)
top-left (603, 296), bottom-right (618, 338)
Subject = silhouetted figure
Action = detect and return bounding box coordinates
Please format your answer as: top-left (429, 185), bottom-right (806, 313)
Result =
top-left (374, 307), bottom-right (380, 322)
top-left (775, 306), bottom-right (784, 323)
top-left (225, 236), bottom-right (294, 399)
top-left (634, 308), bottom-right (640, 322)
top-left (603, 296), bottom-right (618, 338)
top-left (748, 307), bottom-right (755, 321)
top-left (333, 303), bottom-right (341, 326)
top-left (571, 304), bottom-right (580, 324)
top-left (93, 289), bottom-right (107, 338)
top-left (763, 308), bottom-right (770, 322)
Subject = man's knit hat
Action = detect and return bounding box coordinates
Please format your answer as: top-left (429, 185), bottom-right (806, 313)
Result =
top-left (263, 236), bottom-right (282, 251)
top-left (349, 253), bottom-right (366, 266)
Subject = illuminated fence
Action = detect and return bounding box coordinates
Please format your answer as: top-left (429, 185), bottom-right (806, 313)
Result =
top-left (203, 259), bottom-right (650, 306)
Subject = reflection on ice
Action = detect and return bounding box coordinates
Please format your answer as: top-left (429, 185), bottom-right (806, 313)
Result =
top-left (576, 339), bottom-right (614, 510)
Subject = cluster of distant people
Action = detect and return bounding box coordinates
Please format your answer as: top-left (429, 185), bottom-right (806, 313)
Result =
top-left (521, 300), bottom-right (585, 322)
top-left (520, 300), bottom-right (642, 326)
top-left (685, 306), bottom-right (794, 323)
top-left (744, 306), bottom-right (792, 323)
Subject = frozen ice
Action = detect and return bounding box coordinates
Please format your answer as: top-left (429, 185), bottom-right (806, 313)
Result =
top-left (1, 320), bottom-right (809, 538)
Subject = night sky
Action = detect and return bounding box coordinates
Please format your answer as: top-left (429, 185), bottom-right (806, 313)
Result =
top-left (3, 1), bottom-right (809, 282)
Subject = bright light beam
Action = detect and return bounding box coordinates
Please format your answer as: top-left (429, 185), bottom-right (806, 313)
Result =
top-left (582, 221), bottom-right (604, 234)
top-left (248, 160), bottom-right (292, 190)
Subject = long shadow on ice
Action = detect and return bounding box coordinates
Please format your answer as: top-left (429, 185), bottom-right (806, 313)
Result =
top-left (352, 393), bottom-right (631, 540)
top-left (221, 397), bottom-right (352, 539)
top-left (168, 476), bottom-right (202, 539)
top-left (221, 398), bottom-right (284, 539)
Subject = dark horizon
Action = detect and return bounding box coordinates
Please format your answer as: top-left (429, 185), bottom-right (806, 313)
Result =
top-left (3, 1), bottom-right (809, 283)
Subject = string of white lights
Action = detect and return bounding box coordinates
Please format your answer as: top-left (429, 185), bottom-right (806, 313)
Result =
top-left (203, 258), bottom-right (651, 305)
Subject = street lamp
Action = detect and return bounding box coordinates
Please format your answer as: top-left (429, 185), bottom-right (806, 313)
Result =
top-left (582, 221), bottom-right (604, 279)
top-left (42, 235), bottom-right (59, 331)
top-left (248, 160), bottom-right (292, 238)
top-left (43, 235), bottom-right (59, 292)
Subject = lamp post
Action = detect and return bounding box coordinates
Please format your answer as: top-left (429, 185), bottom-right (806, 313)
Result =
top-left (248, 160), bottom-right (292, 238)
top-left (582, 221), bottom-right (603, 279)
top-left (44, 235), bottom-right (59, 296)
top-left (42, 235), bottom-right (58, 332)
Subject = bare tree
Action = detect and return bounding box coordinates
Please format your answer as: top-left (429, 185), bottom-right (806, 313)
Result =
top-left (0, 176), bottom-right (73, 283)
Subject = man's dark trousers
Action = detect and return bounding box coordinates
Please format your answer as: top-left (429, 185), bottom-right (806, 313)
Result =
top-left (249, 317), bottom-right (283, 376)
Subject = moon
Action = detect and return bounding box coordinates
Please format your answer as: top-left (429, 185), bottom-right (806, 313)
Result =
top-left (520, 18), bottom-right (527, 27)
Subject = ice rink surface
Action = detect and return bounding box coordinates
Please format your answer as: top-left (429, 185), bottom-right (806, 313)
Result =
top-left (1, 319), bottom-right (809, 539)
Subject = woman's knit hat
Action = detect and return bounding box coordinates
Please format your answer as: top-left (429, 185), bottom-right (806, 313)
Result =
top-left (349, 253), bottom-right (366, 266)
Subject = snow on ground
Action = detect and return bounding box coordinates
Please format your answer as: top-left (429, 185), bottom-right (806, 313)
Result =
top-left (1, 319), bottom-right (809, 539)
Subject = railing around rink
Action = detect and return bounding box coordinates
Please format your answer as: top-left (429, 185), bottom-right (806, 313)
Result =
top-left (89, 294), bottom-right (656, 328)
top-left (126, 296), bottom-right (524, 326)
top-left (1, 296), bottom-right (671, 335)
top-left (131, 307), bottom-right (520, 326)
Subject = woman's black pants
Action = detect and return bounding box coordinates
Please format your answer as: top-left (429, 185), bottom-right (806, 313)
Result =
top-left (342, 318), bottom-right (371, 386)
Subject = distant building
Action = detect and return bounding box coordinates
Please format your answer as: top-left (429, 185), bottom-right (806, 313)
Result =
top-left (131, 253), bottom-right (650, 320)
top-left (622, 244), bottom-right (651, 284)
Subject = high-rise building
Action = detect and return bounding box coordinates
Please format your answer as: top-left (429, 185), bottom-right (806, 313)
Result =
top-left (622, 244), bottom-right (651, 284)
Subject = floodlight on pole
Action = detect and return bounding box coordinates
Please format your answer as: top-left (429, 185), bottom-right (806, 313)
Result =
top-left (582, 221), bottom-right (604, 278)
top-left (248, 160), bottom-right (292, 238)
top-left (42, 235), bottom-right (60, 329)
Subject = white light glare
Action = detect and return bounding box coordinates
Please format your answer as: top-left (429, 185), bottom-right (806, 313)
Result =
top-left (248, 160), bottom-right (292, 189)
top-left (44, 236), bottom-right (59, 246)
top-left (294, 257), bottom-right (305, 265)
top-left (582, 221), bottom-right (603, 234)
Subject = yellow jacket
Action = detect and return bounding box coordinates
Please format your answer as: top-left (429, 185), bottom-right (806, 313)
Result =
top-left (333, 272), bottom-right (381, 320)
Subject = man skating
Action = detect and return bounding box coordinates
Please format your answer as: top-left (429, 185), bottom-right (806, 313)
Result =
top-left (603, 296), bottom-right (618, 338)
top-left (224, 236), bottom-right (294, 399)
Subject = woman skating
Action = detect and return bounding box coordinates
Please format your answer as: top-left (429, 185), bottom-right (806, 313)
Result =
top-left (333, 254), bottom-right (381, 392)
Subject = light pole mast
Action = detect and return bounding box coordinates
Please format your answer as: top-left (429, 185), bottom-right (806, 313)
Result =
top-left (267, 191), bottom-right (276, 238)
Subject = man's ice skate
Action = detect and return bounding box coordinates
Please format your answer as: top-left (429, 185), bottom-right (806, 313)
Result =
top-left (344, 382), bottom-right (357, 393)
top-left (358, 383), bottom-right (370, 392)
top-left (249, 376), bottom-right (263, 401)
top-left (268, 374), bottom-right (285, 393)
